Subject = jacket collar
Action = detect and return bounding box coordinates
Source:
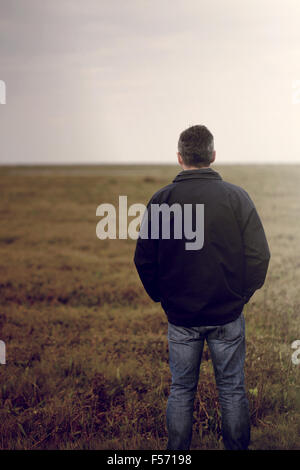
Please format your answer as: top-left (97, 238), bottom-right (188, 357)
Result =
top-left (173, 167), bottom-right (222, 183)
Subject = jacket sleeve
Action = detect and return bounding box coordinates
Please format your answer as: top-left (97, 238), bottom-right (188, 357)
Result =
top-left (134, 202), bottom-right (160, 302)
top-left (238, 190), bottom-right (271, 302)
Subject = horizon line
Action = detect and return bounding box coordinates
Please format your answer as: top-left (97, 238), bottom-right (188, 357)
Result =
top-left (1, 161), bottom-right (300, 167)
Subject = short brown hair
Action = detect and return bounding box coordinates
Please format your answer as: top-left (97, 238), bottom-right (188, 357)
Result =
top-left (178, 125), bottom-right (214, 167)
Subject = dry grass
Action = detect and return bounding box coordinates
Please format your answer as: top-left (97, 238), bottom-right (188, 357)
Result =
top-left (0, 164), bottom-right (299, 449)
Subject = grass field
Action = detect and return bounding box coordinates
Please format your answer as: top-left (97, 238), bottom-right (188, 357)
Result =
top-left (0, 163), bottom-right (299, 450)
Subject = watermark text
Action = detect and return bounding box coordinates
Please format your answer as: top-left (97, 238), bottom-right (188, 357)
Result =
top-left (96, 196), bottom-right (204, 250)
top-left (0, 340), bottom-right (6, 364)
top-left (291, 340), bottom-right (300, 365)
top-left (0, 80), bottom-right (6, 104)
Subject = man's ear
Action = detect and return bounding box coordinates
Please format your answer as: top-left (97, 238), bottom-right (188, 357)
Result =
top-left (211, 150), bottom-right (216, 164)
top-left (177, 152), bottom-right (184, 167)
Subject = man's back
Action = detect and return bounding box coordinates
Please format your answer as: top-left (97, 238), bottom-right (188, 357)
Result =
top-left (134, 167), bottom-right (270, 327)
top-left (134, 124), bottom-right (270, 450)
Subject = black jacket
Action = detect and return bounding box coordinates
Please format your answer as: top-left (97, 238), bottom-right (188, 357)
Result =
top-left (134, 168), bottom-right (270, 326)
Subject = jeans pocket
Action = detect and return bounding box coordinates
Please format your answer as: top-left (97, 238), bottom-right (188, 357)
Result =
top-left (221, 314), bottom-right (244, 343)
top-left (168, 323), bottom-right (185, 342)
top-left (167, 322), bottom-right (198, 343)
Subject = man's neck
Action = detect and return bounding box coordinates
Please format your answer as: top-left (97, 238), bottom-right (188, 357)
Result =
top-left (182, 166), bottom-right (211, 170)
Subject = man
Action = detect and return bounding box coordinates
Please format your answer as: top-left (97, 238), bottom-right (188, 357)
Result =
top-left (134, 125), bottom-right (270, 450)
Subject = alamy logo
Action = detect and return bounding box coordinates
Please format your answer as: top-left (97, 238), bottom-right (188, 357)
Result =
top-left (0, 341), bottom-right (5, 364)
top-left (292, 80), bottom-right (300, 105)
top-left (291, 340), bottom-right (300, 365)
top-left (0, 80), bottom-right (6, 104)
top-left (96, 196), bottom-right (204, 250)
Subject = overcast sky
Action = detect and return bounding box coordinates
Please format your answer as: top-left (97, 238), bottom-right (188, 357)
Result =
top-left (1, 0), bottom-right (300, 164)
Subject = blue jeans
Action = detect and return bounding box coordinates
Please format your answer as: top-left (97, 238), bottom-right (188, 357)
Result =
top-left (166, 313), bottom-right (250, 450)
